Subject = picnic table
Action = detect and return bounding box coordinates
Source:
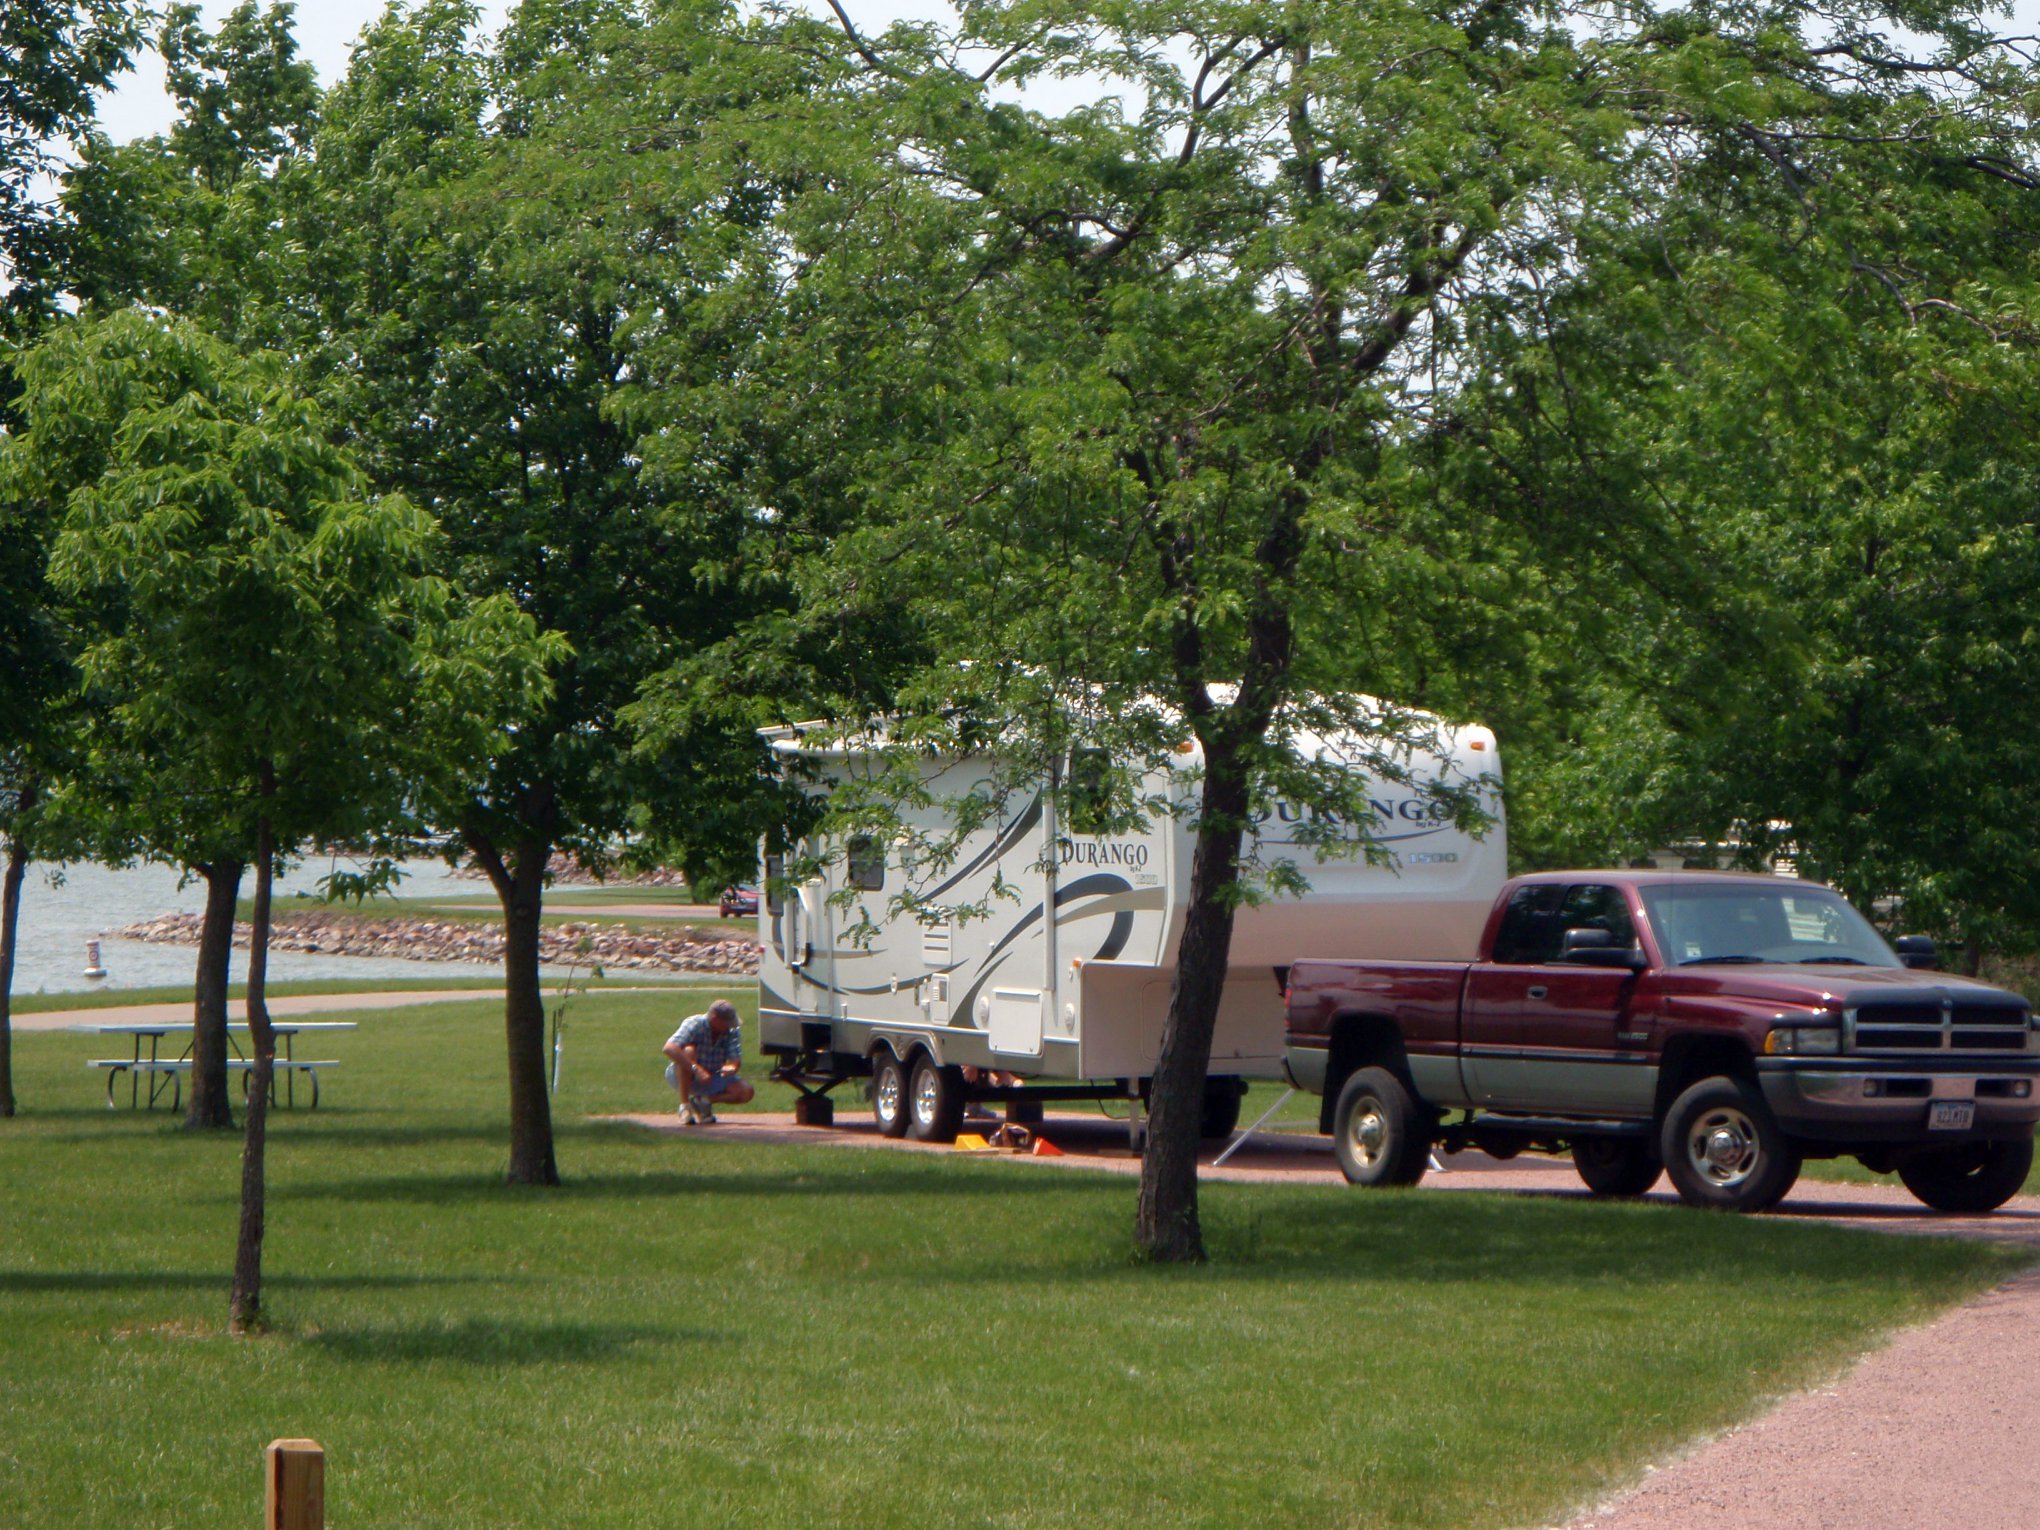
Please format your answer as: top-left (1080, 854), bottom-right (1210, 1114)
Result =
top-left (72, 1020), bottom-right (356, 1111)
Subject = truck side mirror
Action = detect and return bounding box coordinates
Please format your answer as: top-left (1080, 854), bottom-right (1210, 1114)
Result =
top-left (1894, 934), bottom-right (1938, 971)
top-left (1561, 927), bottom-right (1647, 971)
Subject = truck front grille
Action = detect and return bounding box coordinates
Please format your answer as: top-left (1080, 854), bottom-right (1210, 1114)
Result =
top-left (1848, 998), bottom-right (2032, 1054)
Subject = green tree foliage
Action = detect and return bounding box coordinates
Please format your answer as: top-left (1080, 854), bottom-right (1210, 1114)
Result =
top-left (1450, 20), bottom-right (2040, 961)
top-left (38, 2), bottom-right (330, 1124)
top-left (291, 0), bottom-right (797, 1181)
top-left (59, 1), bottom-right (319, 347)
top-left (8, 306), bottom-right (553, 1324)
top-left (622, 0), bottom-right (2040, 1258)
top-left (0, 0), bottom-right (145, 335)
top-left (0, 0), bottom-right (145, 1115)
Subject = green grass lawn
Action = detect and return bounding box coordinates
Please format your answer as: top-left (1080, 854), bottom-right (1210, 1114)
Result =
top-left (2, 993), bottom-right (2027, 1529)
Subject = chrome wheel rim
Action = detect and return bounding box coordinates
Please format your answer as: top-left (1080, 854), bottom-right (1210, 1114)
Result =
top-left (876, 1064), bottom-right (902, 1125)
top-left (1344, 1095), bottom-right (1388, 1171)
top-left (1686, 1106), bottom-right (1760, 1189)
top-left (913, 1068), bottom-right (939, 1126)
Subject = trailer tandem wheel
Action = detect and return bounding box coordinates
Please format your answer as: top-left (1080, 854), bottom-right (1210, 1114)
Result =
top-left (907, 1055), bottom-right (965, 1143)
top-left (871, 1050), bottom-right (912, 1138)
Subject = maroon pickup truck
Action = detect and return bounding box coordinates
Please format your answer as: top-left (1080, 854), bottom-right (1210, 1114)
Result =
top-left (1283, 871), bottom-right (2040, 1212)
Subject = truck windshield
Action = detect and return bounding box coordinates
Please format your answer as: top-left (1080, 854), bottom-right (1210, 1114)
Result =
top-left (1638, 883), bottom-right (1901, 969)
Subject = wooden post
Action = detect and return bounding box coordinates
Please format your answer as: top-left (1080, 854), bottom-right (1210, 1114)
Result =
top-left (265, 1439), bottom-right (324, 1530)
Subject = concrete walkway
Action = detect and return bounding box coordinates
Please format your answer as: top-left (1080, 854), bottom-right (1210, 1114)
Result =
top-left (11, 988), bottom-right (512, 1032)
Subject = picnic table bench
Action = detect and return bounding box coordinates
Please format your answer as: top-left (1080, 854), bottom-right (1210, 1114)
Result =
top-left (75, 1020), bottom-right (355, 1111)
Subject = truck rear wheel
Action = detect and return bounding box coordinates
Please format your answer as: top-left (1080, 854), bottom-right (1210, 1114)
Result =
top-left (907, 1055), bottom-right (965, 1143)
top-left (1897, 1139), bottom-right (2034, 1213)
top-left (872, 1051), bottom-right (911, 1138)
top-left (1331, 1067), bottom-right (1429, 1188)
top-left (1661, 1076), bottom-right (1801, 1212)
top-left (1572, 1137), bottom-right (1661, 1198)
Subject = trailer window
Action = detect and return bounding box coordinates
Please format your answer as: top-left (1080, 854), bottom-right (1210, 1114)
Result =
top-left (764, 854), bottom-right (784, 916)
top-left (846, 835), bottom-right (885, 892)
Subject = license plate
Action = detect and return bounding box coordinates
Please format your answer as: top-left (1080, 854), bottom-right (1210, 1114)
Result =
top-left (1929, 1101), bottom-right (1975, 1131)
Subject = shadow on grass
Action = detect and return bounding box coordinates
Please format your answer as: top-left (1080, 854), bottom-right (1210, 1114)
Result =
top-left (17, 1116), bottom-right (511, 1150)
top-left (302, 1317), bottom-right (690, 1366)
top-left (282, 1163), bottom-right (1095, 1205)
top-left (1183, 1188), bottom-right (2034, 1290)
top-left (0, 1270), bottom-right (509, 1295)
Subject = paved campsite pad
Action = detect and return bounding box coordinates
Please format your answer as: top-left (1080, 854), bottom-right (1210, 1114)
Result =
top-left (607, 1108), bottom-right (2040, 1247)
top-left (613, 1107), bottom-right (2040, 1530)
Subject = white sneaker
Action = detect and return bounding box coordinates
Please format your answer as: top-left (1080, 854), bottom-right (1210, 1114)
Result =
top-left (688, 1094), bottom-right (718, 1125)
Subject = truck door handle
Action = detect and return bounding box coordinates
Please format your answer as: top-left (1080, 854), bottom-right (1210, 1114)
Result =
top-left (1527, 985), bottom-right (1548, 1000)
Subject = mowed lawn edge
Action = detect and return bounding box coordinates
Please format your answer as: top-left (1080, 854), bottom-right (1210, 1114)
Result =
top-left (1, 991), bottom-right (2026, 1529)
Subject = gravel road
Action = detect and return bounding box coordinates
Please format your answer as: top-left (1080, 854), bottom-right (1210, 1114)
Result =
top-left (1557, 1265), bottom-right (2040, 1530)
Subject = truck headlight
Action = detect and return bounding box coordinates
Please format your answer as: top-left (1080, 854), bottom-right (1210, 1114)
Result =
top-left (1765, 1026), bottom-right (1841, 1056)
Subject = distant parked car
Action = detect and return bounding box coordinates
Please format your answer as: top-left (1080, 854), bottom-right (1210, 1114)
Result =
top-left (719, 885), bottom-right (759, 919)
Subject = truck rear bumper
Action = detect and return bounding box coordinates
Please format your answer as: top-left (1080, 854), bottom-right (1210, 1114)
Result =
top-left (1758, 1057), bottom-right (2040, 1144)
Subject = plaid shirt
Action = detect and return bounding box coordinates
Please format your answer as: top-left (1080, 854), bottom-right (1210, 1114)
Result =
top-left (669, 1012), bottom-right (741, 1074)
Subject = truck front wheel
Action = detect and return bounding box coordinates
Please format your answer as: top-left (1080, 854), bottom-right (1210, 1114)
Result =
top-left (1332, 1068), bottom-right (1430, 1188)
top-left (1572, 1137), bottom-right (1661, 1198)
top-left (1897, 1139), bottom-right (2034, 1213)
top-left (1661, 1076), bottom-right (1801, 1212)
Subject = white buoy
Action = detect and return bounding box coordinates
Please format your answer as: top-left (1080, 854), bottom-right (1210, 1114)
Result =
top-left (83, 939), bottom-right (107, 980)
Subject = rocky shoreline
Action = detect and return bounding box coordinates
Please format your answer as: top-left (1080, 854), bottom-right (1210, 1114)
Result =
top-left (116, 910), bottom-right (760, 976)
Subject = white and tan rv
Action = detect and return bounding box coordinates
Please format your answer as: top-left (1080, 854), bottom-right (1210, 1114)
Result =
top-left (756, 710), bottom-right (1506, 1141)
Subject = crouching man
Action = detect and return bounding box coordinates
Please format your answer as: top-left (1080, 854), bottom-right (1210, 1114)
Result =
top-left (663, 999), bottom-right (754, 1124)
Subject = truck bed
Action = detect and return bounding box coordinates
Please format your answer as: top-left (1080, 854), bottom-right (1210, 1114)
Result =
top-left (1285, 957), bottom-right (1472, 1056)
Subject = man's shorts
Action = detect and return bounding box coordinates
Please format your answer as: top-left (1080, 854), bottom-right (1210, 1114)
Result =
top-left (665, 1062), bottom-right (735, 1097)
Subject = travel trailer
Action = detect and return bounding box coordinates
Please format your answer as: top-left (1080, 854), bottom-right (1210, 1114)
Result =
top-left (756, 709), bottom-right (1507, 1142)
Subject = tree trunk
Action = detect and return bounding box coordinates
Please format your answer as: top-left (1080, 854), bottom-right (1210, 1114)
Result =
top-left (185, 858), bottom-right (243, 1130)
top-left (230, 793), bottom-right (276, 1334)
top-left (1134, 754), bottom-right (1252, 1263)
top-left (0, 823), bottom-right (30, 1119)
top-left (472, 827), bottom-right (559, 1186)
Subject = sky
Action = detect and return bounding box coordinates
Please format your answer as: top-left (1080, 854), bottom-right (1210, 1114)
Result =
top-left (83, 0), bottom-right (2040, 144)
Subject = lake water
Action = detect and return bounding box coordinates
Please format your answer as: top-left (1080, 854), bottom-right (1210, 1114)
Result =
top-left (5, 858), bottom-right (502, 996)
